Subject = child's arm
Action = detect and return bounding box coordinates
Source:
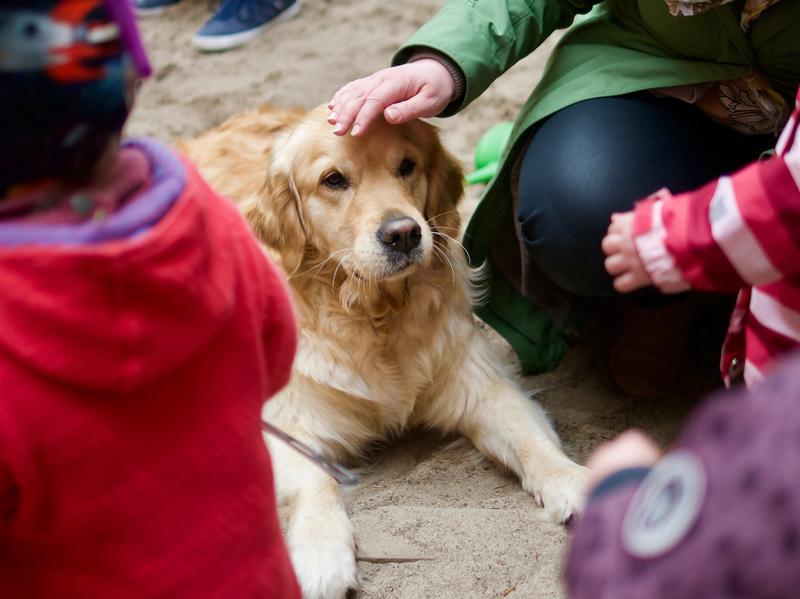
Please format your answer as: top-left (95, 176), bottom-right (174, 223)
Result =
top-left (565, 352), bottom-right (800, 598)
top-left (328, 59), bottom-right (458, 137)
top-left (328, 0), bottom-right (601, 136)
top-left (604, 101), bottom-right (800, 294)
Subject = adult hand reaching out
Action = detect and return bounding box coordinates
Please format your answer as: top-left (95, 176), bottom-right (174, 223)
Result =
top-left (328, 59), bottom-right (457, 137)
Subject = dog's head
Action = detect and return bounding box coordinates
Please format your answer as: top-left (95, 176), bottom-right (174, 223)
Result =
top-left (248, 105), bottom-right (463, 282)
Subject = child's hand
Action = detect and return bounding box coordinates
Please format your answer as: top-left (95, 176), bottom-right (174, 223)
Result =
top-left (586, 430), bottom-right (662, 489)
top-left (602, 212), bottom-right (651, 293)
top-left (328, 60), bottom-right (456, 137)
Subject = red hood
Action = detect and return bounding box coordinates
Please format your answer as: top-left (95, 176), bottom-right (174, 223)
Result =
top-left (0, 174), bottom-right (235, 394)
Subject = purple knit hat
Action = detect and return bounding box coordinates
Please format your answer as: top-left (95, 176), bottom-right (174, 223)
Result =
top-left (0, 0), bottom-right (151, 194)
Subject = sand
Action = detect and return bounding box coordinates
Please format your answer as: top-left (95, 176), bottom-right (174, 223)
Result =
top-left (127, 2), bottom-right (713, 596)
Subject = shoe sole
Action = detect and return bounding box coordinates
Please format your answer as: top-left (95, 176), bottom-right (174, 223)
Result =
top-left (134, 4), bottom-right (178, 17)
top-left (192, 1), bottom-right (301, 52)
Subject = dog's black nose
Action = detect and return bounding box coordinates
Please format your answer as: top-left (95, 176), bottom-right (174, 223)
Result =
top-left (378, 217), bottom-right (422, 253)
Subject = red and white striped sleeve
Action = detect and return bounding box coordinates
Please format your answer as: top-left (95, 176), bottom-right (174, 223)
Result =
top-left (632, 91), bottom-right (800, 293)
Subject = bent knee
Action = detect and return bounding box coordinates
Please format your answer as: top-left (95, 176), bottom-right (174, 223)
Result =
top-left (516, 175), bottom-right (619, 297)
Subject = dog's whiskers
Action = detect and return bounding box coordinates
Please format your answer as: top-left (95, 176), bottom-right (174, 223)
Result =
top-left (291, 248), bottom-right (351, 281)
top-left (432, 242), bottom-right (456, 286)
top-left (431, 230), bottom-right (472, 265)
top-left (331, 250), bottom-right (356, 289)
top-left (432, 225), bottom-right (462, 234)
top-left (426, 208), bottom-right (461, 224)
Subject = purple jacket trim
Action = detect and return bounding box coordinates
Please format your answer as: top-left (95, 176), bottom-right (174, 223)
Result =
top-left (0, 138), bottom-right (185, 247)
top-left (103, 0), bottom-right (153, 78)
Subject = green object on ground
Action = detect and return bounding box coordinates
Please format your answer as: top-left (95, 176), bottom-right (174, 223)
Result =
top-left (475, 263), bottom-right (567, 374)
top-left (465, 121), bottom-right (513, 185)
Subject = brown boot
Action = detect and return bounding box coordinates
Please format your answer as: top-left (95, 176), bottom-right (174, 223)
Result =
top-left (608, 298), bottom-right (695, 399)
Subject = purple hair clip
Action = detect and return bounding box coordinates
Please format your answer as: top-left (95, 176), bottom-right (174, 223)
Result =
top-left (102, 0), bottom-right (152, 78)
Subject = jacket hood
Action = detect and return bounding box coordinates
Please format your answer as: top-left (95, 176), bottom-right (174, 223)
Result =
top-left (0, 142), bottom-right (236, 393)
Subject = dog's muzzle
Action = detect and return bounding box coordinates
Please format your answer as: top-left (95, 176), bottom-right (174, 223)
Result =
top-left (375, 216), bottom-right (425, 274)
top-left (377, 216), bottom-right (422, 253)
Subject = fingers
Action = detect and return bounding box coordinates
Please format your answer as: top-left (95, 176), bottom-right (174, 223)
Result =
top-left (328, 76), bottom-right (366, 114)
top-left (608, 211), bottom-right (634, 236)
top-left (345, 79), bottom-right (408, 136)
top-left (384, 91), bottom-right (446, 124)
top-left (329, 84), bottom-right (372, 135)
top-left (605, 253), bottom-right (649, 293)
top-left (601, 233), bottom-right (622, 256)
top-left (328, 78), bottom-right (375, 135)
top-left (329, 69), bottom-right (408, 136)
top-left (614, 430), bottom-right (661, 460)
top-left (349, 99), bottom-right (387, 137)
top-left (604, 254), bottom-right (627, 276)
top-left (613, 272), bottom-right (645, 293)
top-left (329, 60), bottom-right (455, 136)
top-left (586, 429), bottom-right (662, 488)
top-left (605, 252), bottom-right (649, 293)
top-left (610, 211), bottom-right (633, 224)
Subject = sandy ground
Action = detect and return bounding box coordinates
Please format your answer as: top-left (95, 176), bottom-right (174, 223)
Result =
top-left (128, 2), bottom-right (716, 596)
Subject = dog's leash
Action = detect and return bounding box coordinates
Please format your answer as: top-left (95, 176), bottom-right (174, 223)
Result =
top-left (261, 420), bottom-right (361, 486)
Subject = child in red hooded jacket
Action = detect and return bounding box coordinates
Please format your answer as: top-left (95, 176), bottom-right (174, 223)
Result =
top-left (602, 85), bottom-right (800, 389)
top-left (0, 1), bottom-right (300, 596)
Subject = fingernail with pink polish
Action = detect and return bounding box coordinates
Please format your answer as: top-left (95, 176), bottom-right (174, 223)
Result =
top-left (350, 125), bottom-right (361, 137)
top-left (385, 108), bottom-right (399, 122)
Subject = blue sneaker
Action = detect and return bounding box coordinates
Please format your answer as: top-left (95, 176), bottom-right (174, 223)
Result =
top-left (192, 0), bottom-right (301, 52)
top-left (133, 0), bottom-right (182, 17)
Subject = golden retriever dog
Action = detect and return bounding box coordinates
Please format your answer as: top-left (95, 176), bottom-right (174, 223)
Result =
top-left (180, 105), bottom-right (587, 599)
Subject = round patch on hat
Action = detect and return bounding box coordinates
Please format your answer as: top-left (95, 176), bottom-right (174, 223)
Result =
top-left (622, 450), bottom-right (706, 558)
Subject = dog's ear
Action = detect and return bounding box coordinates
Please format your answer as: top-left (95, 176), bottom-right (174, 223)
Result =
top-left (425, 133), bottom-right (464, 237)
top-left (245, 155), bottom-right (306, 276)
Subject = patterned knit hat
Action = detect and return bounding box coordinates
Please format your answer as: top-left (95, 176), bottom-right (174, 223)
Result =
top-left (0, 0), bottom-right (151, 194)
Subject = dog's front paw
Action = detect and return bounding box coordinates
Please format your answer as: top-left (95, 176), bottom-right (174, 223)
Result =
top-left (525, 461), bottom-right (589, 524)
top-left (290, 538), bottom-right (359, 599)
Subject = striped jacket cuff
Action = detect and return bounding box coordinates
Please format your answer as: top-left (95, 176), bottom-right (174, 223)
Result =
top-left (633, 191), bottom-right (691, 293)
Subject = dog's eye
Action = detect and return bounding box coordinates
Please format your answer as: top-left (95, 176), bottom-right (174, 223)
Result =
top-left (397, 158), bottom-right (416, 178)
top-left (322, 171), bottom-right (349, 190)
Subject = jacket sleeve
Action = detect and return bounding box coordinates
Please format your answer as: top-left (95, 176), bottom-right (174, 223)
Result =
top-left (632, 105), bottom-right (800, 293)
top-left (393, 0), bottom-right (601, 114)
top-left (566, 352), bottom-right (800, 597)
top-left (564, 476), bottom-right (644, 599)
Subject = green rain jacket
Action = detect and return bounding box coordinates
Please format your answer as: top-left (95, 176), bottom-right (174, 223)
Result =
top-left (394, 0), bottom-right (800, 374)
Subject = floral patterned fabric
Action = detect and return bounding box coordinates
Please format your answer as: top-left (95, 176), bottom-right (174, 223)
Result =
top-left (659, 0), bottom-right (787, 135)
top-left (665, 0), bottom-right (782, 30)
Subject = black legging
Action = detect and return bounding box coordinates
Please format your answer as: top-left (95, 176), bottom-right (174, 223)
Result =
top-left (516, 93), bottom-right (775, 297)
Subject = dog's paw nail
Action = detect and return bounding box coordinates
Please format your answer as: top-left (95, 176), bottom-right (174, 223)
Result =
top-left (291, 538), bottom-right (359, 599)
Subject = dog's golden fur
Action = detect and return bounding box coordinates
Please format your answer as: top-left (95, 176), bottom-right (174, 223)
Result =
top-left (181, 105), bottom-right (586, 599)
